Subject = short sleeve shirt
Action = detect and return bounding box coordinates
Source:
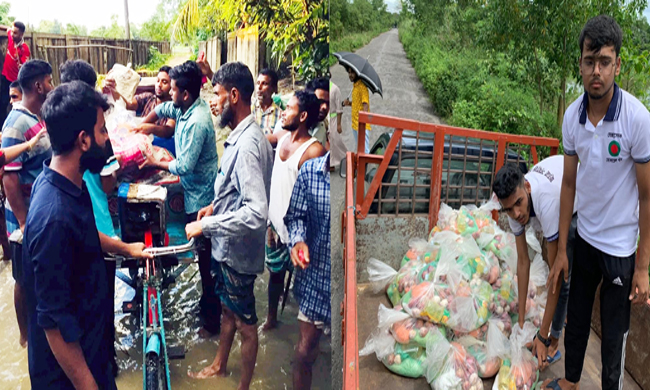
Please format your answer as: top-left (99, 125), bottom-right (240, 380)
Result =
top-left (23, 162), bottom-right (114, 389)
top-left (562, 83), bottom-right (650, 256)
top-left (507, 155), bottom-right (568, 241)
top-left (351, 80), bottom-right (370, 131)
top-left (1, 104), bottom-right (52, 235)
top-left (330, 81), bottom-right (343, 116)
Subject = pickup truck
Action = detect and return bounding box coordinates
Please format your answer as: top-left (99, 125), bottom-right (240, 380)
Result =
top-left (363, 130), bottom-right (528, 214)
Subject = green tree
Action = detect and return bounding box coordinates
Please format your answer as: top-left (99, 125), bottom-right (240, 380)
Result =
top-left (36, 19), bottom-right (63, 34)
top-left (65, 23), bottom-right (88, 36)
top-left (0, 2), bottom-right (14, 26)
top-left (172, 0), bottom-right (329, 79)
top-left (90, 15), bottom-right (126, 39)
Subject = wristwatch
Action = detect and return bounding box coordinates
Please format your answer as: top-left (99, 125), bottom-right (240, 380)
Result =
top-left (536, 330), bottom-right (551, 347)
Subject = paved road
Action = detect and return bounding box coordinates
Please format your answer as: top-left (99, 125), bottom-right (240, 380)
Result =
top-left (329, 28), bottom-right (443, 390)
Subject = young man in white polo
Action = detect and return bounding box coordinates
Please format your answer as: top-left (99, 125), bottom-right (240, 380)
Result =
top-left (493, 155), bottom-right (577, 370)
top-left (545, 15), bottom-right (650, 390)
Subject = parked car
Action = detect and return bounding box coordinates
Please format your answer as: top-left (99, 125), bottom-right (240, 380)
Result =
top-left (362, 130), bottom-right (529, 214)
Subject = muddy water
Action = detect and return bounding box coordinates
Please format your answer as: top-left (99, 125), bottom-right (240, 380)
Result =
top-left (0, 234), bottom-right (331, 390)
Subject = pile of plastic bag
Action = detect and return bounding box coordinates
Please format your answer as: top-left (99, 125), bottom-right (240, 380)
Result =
top-left (361, 199), bottom-right (548, 389)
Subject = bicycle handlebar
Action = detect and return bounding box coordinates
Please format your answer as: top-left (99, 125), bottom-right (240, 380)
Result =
top-left (104, 238), bottom-right (196, 262)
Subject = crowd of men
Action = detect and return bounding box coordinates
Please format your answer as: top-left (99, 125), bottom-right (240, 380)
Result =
top-left (0, 20), bottom-right (332, 390)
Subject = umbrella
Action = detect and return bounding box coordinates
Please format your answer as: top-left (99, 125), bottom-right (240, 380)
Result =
top-left (333, 52), bottom-right (383, 98)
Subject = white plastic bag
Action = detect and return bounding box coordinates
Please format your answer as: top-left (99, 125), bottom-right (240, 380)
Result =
top-left (425, 336), bottom-right (483, 390)
top-left (106, 63), bottom-right (141, 102)
top-left (360, 305), bottom-right (434, 378)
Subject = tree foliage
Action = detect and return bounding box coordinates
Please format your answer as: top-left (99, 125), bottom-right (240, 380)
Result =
top-left (172, 0), bottom-right (328, 79)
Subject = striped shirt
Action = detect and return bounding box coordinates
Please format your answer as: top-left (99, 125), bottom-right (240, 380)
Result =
top-left (251, 98), bottom-right (282, 135)
top-left (285, 152), bottom-right (331, 324)
top-left (1, 104), bottom-right (52, 235)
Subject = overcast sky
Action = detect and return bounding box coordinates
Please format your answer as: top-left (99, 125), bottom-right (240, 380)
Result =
top-left (5, 0), bottom-right (650, 31)
top-left (6, 0), bottom-right (160, 30)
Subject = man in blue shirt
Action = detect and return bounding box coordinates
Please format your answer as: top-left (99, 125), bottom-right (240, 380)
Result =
top-left (285, 152), bottom-right (331, 390)
top-left (23, 81), bottom-right (117, 389)
top-left (141, 60), bottom-right (221, 337)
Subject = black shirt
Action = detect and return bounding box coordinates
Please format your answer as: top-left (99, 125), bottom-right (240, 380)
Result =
top-left (22, 160), bottom-right (115, 389)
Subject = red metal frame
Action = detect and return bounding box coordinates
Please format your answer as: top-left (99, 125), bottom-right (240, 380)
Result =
top-left (354, 111), bottom-right (559, 228)
top-left (342, 112), bottom-right (560, 390)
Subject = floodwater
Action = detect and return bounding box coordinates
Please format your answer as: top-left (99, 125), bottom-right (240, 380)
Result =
top-left (0, 225), bottom-right (332, 390)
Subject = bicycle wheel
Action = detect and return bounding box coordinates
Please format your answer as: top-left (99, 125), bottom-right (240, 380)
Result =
top-left (145, 352), bottom-right (166, 390)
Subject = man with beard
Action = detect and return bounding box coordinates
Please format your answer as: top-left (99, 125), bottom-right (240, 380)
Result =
top-left (185, 62), bottom-right (273, 390)
top-left (2, 60), bottom-right (53, 347)
top-left (268, 78), bottom-right (329, 148)
top-left (262, 90), bottom-right (326, 331)
top-left (107, 66), bottom-right (177, 156)
top-left (141, 60), bottom-right (221, 338)
top-left (22, 81), bottom-right (117, 389)
top-left (60, 59), bottom-right (152, 376)
top-left (492, 156), bottom-right (577, 370)
top-left (544, 15), bottom-right (650, 390)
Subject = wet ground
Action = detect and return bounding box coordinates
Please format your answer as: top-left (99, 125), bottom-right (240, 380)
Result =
top-left (0, 225), bottom-right (331, 390)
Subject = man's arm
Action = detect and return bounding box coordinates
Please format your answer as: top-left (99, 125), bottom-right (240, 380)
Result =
top-left (100, 174), bottom-right (117, 195)
top-left (1, 128), bottom-right (46, 166)
top-left (98, 232), bottom-right (152, 259)
top-left (532, 239), bottom-right (560, 368)
top-left (337, 113), bottom-right (342, 134)
top-left (632, 162), bottom-right (650, 304)
top-left (514, 232), bottom-right (531, 327)
top-left (201, 149), bottom-right (268, 237)
top-left (163, 122), bottom-right (207, 177)
top-left (44, 329), bottom-right (98, 390)
top-left (548, 154), bottom-right (578, 291)
top-left (135, 119), bottom-right (176, 138)
top-left (4, 173), bottom-right (27, 230)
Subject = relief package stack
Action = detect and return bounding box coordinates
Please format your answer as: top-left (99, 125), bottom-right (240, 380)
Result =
top-left (361, 199), bottom-right (548, 390)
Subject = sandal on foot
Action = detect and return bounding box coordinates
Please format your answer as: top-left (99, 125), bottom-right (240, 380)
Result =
top-left (547, 350), bottom-right (562, 365)
top-left (545, 378), bottom-right (563, 390)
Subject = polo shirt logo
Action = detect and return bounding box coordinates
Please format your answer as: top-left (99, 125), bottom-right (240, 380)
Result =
top-left (608, 140), bottom-right (621, 157)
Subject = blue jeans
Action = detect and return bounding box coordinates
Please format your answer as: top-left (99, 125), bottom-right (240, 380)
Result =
top-left (550, 214), bottom-right (577, 340)
top-left (353, 129), bottom-right (370, 154)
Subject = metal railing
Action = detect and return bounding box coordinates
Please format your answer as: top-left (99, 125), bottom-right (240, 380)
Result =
top-left (354, 111), bottom-right (559, 228)
top-left (342, 112), bottom-right (560, 390)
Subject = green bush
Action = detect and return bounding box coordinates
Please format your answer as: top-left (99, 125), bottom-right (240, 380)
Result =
top-left (329, 26), bottom-right (391, 66)
top-left (399, 18), bottom-right (560, 139)
top-left (137, 46), bottom-right (172, 72)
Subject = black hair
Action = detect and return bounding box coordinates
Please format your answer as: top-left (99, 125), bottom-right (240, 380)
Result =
top-left (258, 68), bottom-right (279, 91)
top-left (294, 90), bottom-right (321, 130)
top-left (492, 163), bottom-right (525, 200)
top-left (42, 80), bottom-right (110, 155)
top-left (60, 59), bottom-right (97, 87)
top-left (18, 60), bottom-right (52, 93)
top-left (212, 61), bottom-right (254, 105)
top-left (306, 77), bottom-right (329, 93)
top-left (343, 64), bottom-right (359, 81)
top-left (169, 61), bottom-right (202, 101)
top-left (579, 15), bottom-right (623, 57)
top-left (9, 81), bottom-right (21, 92)
top-left (159, 65), bottom-right (171, 74)
top-left (13, 21), bottom-right (25, 33)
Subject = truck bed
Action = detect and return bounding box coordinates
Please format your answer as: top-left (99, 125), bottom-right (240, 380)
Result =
top-left (357, 283), bottom-right (641, 390)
